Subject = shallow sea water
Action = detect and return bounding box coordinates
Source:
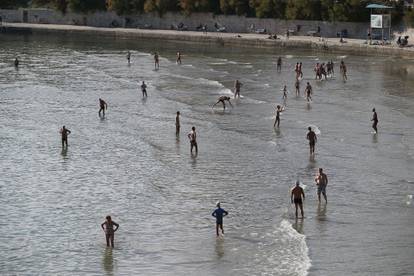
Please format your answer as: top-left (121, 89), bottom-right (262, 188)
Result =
top-left (0, 33), bottom-right (413, 276)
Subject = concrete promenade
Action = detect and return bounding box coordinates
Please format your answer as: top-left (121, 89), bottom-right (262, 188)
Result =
top-left (2, 23), bottom-right (414, 58)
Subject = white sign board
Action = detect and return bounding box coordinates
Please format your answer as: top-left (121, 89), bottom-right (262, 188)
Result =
top-left (371, 14), bottom-right (382, 28)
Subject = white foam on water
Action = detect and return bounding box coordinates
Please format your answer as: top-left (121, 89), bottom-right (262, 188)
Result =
top-left (337, 55), bottom-right (347, 59)
top-left (308, 124), bottom-right (321, 135)
top-left (285, 55), bottom-right (294, 59)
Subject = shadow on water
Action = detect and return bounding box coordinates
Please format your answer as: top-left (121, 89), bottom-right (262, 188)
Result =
top-left (175, 133), bottom-right (180, 153)
top-left (141, 97), bottom-right (148, 105)
top-left (306, 155), bottom-right (317, 172)
top-left (273, 127), bottom-right (282, 138)
top-left (372, 133), bottom-right (378, 143)
top-left (215, 237), bottom-right (225, 260)
top-left (316, 203), bottom-right (327, 221)
top-left (306, 102), bottom-right (312, 111)
top-left (103, 247), bottom-right (114, 276)
top-left (191, 152), bottom-right (198, 168)
top-left (61, 147), bottom-right (69, 159)
top-left (292, 218), bottom-right (304, 234)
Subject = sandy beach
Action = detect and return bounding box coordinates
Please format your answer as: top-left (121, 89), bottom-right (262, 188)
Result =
top-left (2, 22), bottom-right (414, 57)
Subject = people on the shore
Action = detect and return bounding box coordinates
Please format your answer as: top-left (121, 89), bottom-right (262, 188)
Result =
top-left (277, 57), bottom-right (282, 72)
top-left (305, 82), bottom-right (312, 102)
top-left (141, 81), bottom-right (147, 98)
top-left (188, 126), bottom-right (198, 155)
top-left (126, 51), bottom-right (131, 64)
top-left (154, 52), bottom-right (159, 69)
top-left (291, 181), bottom-right (305, 218)
top-left (101, 215), bottom-right (119, 248)
top-left (213, 96), bottom-right (233, 110)
top-left (274, 105), bottom-right (284, 128)
top-left (306, 126), bottom-right (317, 155)
top-left (340, 60), bottom-right (347, 81)
top-left (14, 58), bottom-right (19, 67)
top-left (99, 98), bottom-right (108, 117)
top-left (176, 111), bottom-right (180, 135)
top-left (176, 52), bottom-right (182, 64)
top-left (315, 168), bottom-right (328, 203)
top-left (234, 80), bottom-right (242, 99)
top-left (60, 126), bottom-right (71, 148)
top-left (371, 108), bottom-right (378, 133)
top-left (212, 201), bottom-right (228, 236)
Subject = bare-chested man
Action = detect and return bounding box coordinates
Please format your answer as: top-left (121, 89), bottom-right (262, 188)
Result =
top-left (188, 126), bottom-right (198, 154)
top-left (305, 82), bottom-right (312, 102)
top-left (306, 126), bottom-right (317, 155)
top-left (315, 168), bottom-right (328, 203)
top-left (60, 126), bottom-right (71, 148)
top-left (176, 52), bottom-right (182, 65)
top-left (99, 98), bottom-right (108, 117)
top-left (340, 60), bottom-right (347, 81)
top-left (234, 80), bottom-right (242, 99)
top-left (141, 81), bottom-right (147, 97)
top-left (291, 181), bottom-right (305, 218)
top-left (213, 96), bottom-right (233, 110)
top-left (274, 105), bottom-right (284, 128)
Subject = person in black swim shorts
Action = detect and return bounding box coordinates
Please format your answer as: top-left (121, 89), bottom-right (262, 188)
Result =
top-left (291, 181), bottom-right (305, 218)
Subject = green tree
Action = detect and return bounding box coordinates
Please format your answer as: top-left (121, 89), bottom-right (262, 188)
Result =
top-left (180, 0), bottom-right (210, 15)
top-left (0, 0), bottom-right (29, 9)
top-left (285, 0), bottom-right (321, 20)
top-left (68, 0), bottom-right (107, 13)
top-left (250, 0), bottom-right (285, 18)
top-left (144, 0), bottom-right (177, 16)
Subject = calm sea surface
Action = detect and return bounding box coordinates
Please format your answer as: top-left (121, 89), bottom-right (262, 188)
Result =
top-left (0, 33), bottom-right (413, 276)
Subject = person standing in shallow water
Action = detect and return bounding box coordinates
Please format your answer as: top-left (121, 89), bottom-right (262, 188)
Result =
top-left (371, 108), bottom-right (378, 133)
top-left (315, 168), bottom-right (328, 203)
top-left (234, 80), bottom-right (242, 99)
top-left (154, 52), bottom-right (159, 69)
top-left (306, 127), bottom-right (317, 155)
top-left (141, 81), bottom-right (147, 98)
top-left (99, 98), bottom-right (108, 117)
top-left (101, 216), bottom-right (119, 248)
top-left (274, 105), bottom-right (284, 128)
top-left (14, 58), bottom-right (19, 68)
top-left (212, 202), bottom-right (228, 236)
top-left (188, 126), bottom-right (198, 154)
top-left (291, 181), bottom-right (305, 218)
top-left (126, 51), bottom-right (131, 64)
top-left (60, 126), bottom-right (71, 148)
top-left (277, 57), bottom-right (282, 72)
top-left (175, 111), bottom-right (180, 135)
top-left (176, 52), bottom-right (182, 64)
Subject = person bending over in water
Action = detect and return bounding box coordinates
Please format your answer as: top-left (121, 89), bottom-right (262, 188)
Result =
top-left (154, 52), bottom-right (160, 69)
top-left (306, 126), bottom-right (317, 155)
top-left (371, 108), bottom-right (378, 133)
top-left (274, 105), bottom-right (284, 128)
top-left (60, 126), bottom-right (71, 148)
top-left (340, 60), bottom-right (347, 81)
top-left (213, 96), bottom-right (233, 110)
top-left (305, 82), bottom-right (312, 102)
top-left (175, 111), bottom-right (180, 135)
top-left (212, 202), bottom-right (228, 236)
top-left (141, 81), bottom-right (147, 98)
top-left (101, 215), bottom-right (119, 248)
top-left (315, 168), bottom-right (328, 203)
top-left (291, 181), bottom-right (305, 218)
top-left (188, 126), bottom-right (198, 154)
top-left (99, 98), bottom-right (108, 117)
top-left (234, 80), bottom-right (242, 99)
top-left (176, 52), bottom-right (182, 65)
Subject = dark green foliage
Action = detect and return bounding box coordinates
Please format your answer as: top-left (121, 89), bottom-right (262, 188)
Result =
top-left (0, 0), bottom-right (29, 9)
top-left (68, 0), bottom-right (106, 13)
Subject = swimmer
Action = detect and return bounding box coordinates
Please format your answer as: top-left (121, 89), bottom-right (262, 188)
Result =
top-left (306, 126), bottom-right (317, 155)
top-left (141, 81), bottom-right (147, 97)
top-left (60, 126), bottom-right (71, 148)
top-left (291, 181), bottom-right (305, 218)
top-left (234, 80), bottom-right (242, 99)
top-left (273, 105), bottom-right (284, 128)
top-left (176, 111), bottom-right (180, 135)
top-left (126, 51), bottom-right (131, 64)
top-left (305, 82), bottom-right (312, 102)
top-left (154, 52), bottom-right (159, 69)
top-left (315, 168), bottom-right (328, 203)
top-left (340, 60), bottom-right (347, 81)
top-left (371, 108), bottom-right (378, 133)
top-left (277, 57), bottom-right (282, 72)
top-left (212, 202), bottom-right (228, 236)
top-left (295, 79), bottom-right (300, 96)
top-left (98, 98), bottom-right (108, 117)
top-left (101, 215), bottom-right (119, 248)
top-left (176, 51), bottom-right (182, 65)
top-left (14, 58), bottom-right (19, 67)
top-left (213, 96), bottom-right (233, 110)
top-left (187, 126), bottom-right (198, 155)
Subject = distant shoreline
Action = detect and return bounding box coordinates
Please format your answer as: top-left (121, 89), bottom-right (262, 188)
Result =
top-left (2, 23), bottom-right (414, 58)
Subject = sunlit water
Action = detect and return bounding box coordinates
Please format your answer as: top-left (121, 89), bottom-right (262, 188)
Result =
top-left (0, 33), bottom-right (413, 276)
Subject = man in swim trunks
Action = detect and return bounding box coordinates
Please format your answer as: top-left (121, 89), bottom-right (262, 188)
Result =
top-left (234, 80), bottom-right (242, 99)
top-left (176, 52), bottom-right (182, 64)
top-left (291, 181), bottom-right (305, 218)
top-left (315, 168), bottom-right (328, 203)
top-left (306, 126), bottom-right (317, 155)
top-left (60, 126), bottom-right (71, 148)
top-left (213, 96), bottom-right (233, 110)
top-left (371, 108), bottom-right (378, 133)
top-left (212, 202), bottom-right (228, 236)
top-left (141, 81), bottom-right (147, 98)
top-left (101, 215), bottom-right (119, 248)
top-left (305, 82), bottom-right (312, 102)
top-left (99, 98), bottom-right (108, 117)
top-left (176, 111), bottom-right (180, 135)
top-left (188, 126), bottom-right (198, 154)
top-left (274, 105), bottom-right (284, 128)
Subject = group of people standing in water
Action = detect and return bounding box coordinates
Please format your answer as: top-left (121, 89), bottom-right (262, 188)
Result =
top-left (40, 49), bottom-right (380, 245)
